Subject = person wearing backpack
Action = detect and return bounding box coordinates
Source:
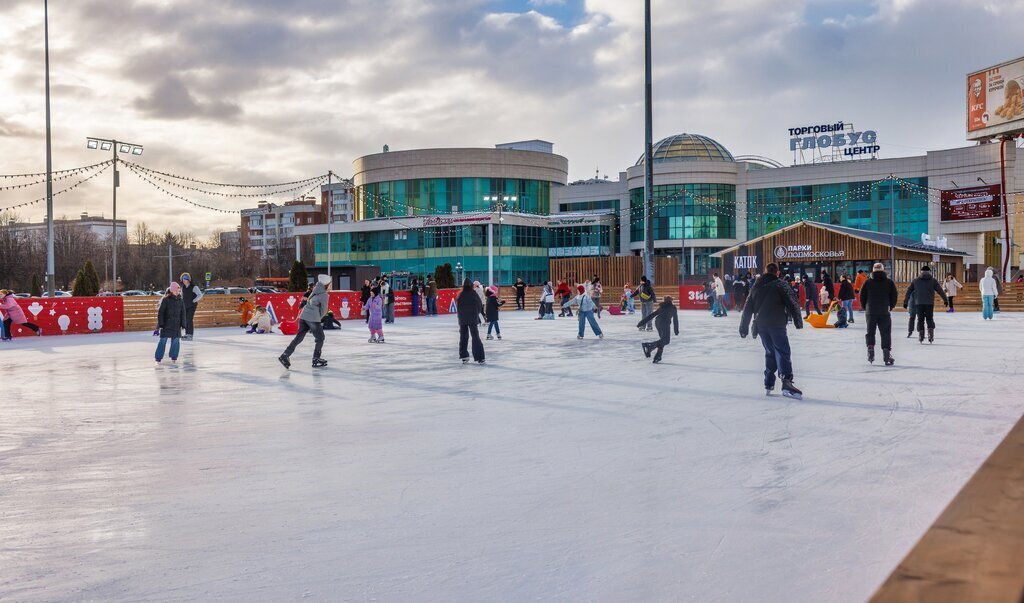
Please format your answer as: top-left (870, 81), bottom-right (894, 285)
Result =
top-left (634, 276), bottom-right (655, 331)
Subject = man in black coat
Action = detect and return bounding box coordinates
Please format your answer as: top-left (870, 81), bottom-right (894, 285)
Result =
top-left (739, 263), bottom-right (804, 398)
top-left (360, 279), bottom-right (372, 323)
top-left (801, 275), bottom-right (821, 318)
top-left (903, 265), bottom-right (947, 343)
top-left (456, 279), bottom-right (485, 364)
top-left (637, 296), bottom-right (679, 364)
top-left (858, 262), bottom-right (899, 364)
top-left (820, 269), bottom-right (835, 302)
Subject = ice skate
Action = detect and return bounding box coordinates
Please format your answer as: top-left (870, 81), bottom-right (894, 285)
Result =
top-left (486, 334), bottom-right (493, 340)
top-left (377, 337), bottom-right (385, 343)
top-left (883, 349), bottom-right (895, 366)
top-left (867, 345), bottom-right (875, 364)
top-left (312, 358), bottom-right (327, 368)
top-left (652, 356), bottom-right (662, 364)
top-left (278, 354), bottom-right (291, 369)
top-left (918, 330), bottom-right (925, 343)
top-left (577, 335), bottom-right (584, 340)
top-left (462, 358), bottom-right (469, 364)
top-left (368, 336), bottom-right (376, 343)
top-left (496, 335), bottom-right (501, 340)
top-left (476, 359), bottom-right (485, 365)
top-left (927, 328), bottom-right (934, 343)
top-left (781, 378), bottom-right (802, 400)
top-left (765, 386), bottom-right (774, 396)
top-left (642, 342), bottom-right (652, 358)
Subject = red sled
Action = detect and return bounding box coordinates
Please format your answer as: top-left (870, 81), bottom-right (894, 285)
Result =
top-left (607, 305), bottom-right (623, 316)
top-left (278, 319), bottom-right (298, 335)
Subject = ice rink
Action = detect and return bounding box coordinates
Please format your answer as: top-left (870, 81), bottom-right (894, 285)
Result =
top-left (2, 309), bottom-right (1023, 601)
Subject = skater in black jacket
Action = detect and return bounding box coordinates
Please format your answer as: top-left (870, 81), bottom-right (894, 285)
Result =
top-left (636, 296), bottom-right (679, 364)
top-left (456, 279), bottom-right (485, 364)
top-left (903, 265), bottom-right (947, 343)
top-left (858, 262), bottom-right (899, 365)
top-left (484, 286), bottom-right (505, 340)
top-left (739, 263), bottom-right (804, 398)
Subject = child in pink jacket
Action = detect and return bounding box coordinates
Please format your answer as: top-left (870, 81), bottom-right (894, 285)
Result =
top-left (1, 290), bottom-right (41, 339)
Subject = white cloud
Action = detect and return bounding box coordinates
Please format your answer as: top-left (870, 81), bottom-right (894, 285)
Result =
top-left (0, 0), bottom-right (1021, 237)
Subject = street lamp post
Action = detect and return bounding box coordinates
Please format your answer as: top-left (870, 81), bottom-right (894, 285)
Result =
top-left (43, 0), bottom-right (55, 296)
top-left (87, 137), bottom-right (143, 292)
top-left (483, 194), bottom-right (516, 287)
top-left (326, 171), bottom-right (333, 286)
top-left (643, 0), bottom-right (656, 285)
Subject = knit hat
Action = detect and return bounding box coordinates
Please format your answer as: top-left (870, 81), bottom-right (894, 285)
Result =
top-left (487, 285), bottom-right (498, 296)
top-left (168, 282), bottom-right (182, 295)
top-left (872, 262), bottom-right (884, 271)
top-left (318, 274), bottom-right (331, 286)
top-left (921, 265), bottom-right (931, 271)
top-left (577, 284), bottom-right (585, 293)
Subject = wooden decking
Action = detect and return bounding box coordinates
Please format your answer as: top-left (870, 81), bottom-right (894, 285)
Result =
top-left (870, 415), bottom-right (1024, 602)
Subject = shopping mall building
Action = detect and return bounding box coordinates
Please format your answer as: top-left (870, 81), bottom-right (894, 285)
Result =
top-left (295, 134), bottom-right (1021, 286)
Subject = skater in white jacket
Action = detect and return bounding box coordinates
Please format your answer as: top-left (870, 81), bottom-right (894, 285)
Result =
top-left (979, 268), bottom-right (999, 320)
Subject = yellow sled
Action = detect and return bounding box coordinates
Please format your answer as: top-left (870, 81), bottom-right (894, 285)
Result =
top-left (807, 301), bottom-right (841, 329)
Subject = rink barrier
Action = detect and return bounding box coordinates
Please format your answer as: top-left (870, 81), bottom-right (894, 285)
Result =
top-left (870, 415), bottom-right (1024, 602)
top-left (3, 283), bottom-right (1023, 337)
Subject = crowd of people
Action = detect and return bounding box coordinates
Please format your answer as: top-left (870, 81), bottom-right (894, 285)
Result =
top-left (1, 264), bottom-right (1014, 400)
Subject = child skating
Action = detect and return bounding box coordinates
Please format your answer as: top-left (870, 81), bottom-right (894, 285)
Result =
top-left (367, 287), bottom-right (385, 342)
top-left (636, 296), bottom-right (679, 364)
top-left (484, 286), bottom-right (505, 340)
top-left (1, 290), bottom-right (41, 339)
top-left (246, 306), bottom-right (274, 334)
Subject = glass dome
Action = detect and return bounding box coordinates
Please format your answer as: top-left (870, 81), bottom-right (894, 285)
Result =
top-left (635, 133), bottom-right (735, 165)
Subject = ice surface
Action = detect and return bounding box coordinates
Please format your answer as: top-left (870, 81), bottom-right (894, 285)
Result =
top-left (1, 310), bottom-right (1022, 601)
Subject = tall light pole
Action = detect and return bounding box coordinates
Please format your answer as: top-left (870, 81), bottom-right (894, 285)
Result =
top-left (325, 171), bottom-right (333, 284)
top-left (643, 0), bottom-right (656, 284)
top-left (44, 0), bottom-right (55, 296)
top-left (87, 137), bottom-right (143, 292)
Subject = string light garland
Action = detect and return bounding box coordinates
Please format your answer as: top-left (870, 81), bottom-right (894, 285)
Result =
top-left (0, 160), bottom-right (116, 180)
top-left (0, 163), bottom-right (112, 212)
top-left (125, 163), bottom-right (329, 214)
top-left (0, 160), bottom-right (113, 192)
top-left (126, 163), bottom-right (332, 198)
top-left (121, 160), bottom-right (328, 189)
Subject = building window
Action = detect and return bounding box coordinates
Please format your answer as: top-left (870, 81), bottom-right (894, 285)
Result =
top-left (629, 184), bottom-right (736, 242)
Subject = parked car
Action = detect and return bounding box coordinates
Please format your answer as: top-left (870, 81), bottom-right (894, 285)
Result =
top-left (120, 290), bottom-right (148, 296)
top-left (202, 287), bottom-right (226, 295)
top-left (225, 287), bottom-right (250, 295)
top-left (251, 286), bottom-right (280, 294)
top-left (13, 292), bottom-right (31, 298)
top-left (41, 290), bottom-right (72, 298)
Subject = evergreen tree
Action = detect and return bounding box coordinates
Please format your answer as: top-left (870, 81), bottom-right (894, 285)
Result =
top-left (30, 273), bottom-right (42, 297)
top-left (435, 263), bottom-right (456, 288)
top-left (71, 260), bottom-right (100, 296)
top-left (288, 260), bottom-right (308, 292)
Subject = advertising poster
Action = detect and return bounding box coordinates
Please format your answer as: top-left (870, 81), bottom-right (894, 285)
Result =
top-left (967, 56), bottom-right (1024, 139)
top-left (940, 185), bottom-right (1002, 222)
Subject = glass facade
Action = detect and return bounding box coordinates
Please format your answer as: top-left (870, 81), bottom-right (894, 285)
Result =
top-left (357, 178), bottom-right (552, 220)
top-left (746, 177), bottom-right (929, 240)
top-left (549, 225), bottom-right (612, 257)
top-left (629, 184), bottom-right (737, 242)
top-left (314, 225), bottom-right (551, 285)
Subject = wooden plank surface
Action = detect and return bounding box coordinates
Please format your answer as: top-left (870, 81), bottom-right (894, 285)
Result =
top-left (870, 416), bottom-right (1024, 603)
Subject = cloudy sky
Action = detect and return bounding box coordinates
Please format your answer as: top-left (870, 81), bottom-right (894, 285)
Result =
top-left (0, 0), bottom-right (1021, 237)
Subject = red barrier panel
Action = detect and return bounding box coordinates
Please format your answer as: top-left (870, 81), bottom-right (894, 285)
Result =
top-left (254, 289), bottom-right (461, 324)
top-left (0, 297), bottom-right (124, 337)
top-left (678, 286), bottom-right (710, 310)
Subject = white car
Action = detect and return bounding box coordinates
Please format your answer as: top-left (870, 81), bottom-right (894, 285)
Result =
top-left (41, 290), bottom-right (72, 298)
top-left (120, 290), bottom-right (148, 296)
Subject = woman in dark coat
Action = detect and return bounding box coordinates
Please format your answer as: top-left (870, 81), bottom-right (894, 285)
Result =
top-left (360, 279), bottom-right (372, 323)
top-left (155, 282), bottom-right (187, 364)
top-left (456, 278), bottom-right (485, 364)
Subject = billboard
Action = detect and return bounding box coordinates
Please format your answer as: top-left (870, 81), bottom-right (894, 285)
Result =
top-left (940, 185), bottom-right (1002, 222)
top-left (967, 56), bottom-right (1024, 140)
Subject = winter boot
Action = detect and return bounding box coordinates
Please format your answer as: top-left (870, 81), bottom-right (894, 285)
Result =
top-left (867, 345), bottom-right (875, 364)
top-left (781, 378), bottom-right (802, 400)
top-left (927, 328), bottom-right (934, 343)
top-left (312, 357), bottom-right (328, 368)
top-left (883, 349), bottom-right (895, 366)
top-left (278, 354), bottom-right (291, 369)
